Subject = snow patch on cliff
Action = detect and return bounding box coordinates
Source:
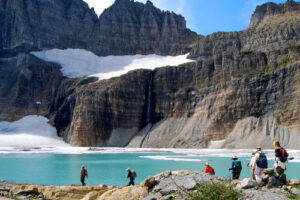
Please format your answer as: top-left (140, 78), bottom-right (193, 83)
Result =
top-left (31, 49), bottom-right (194, 80)
top-left (0, 115), bottom-right (69, 147)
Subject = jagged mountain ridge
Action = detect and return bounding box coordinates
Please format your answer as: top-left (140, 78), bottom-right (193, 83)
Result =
top-left (0, 0), bottom-right (196, 57)
top-left (0, 0), bottom-right (299, 148)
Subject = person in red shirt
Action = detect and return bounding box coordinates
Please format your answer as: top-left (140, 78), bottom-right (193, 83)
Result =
top-left (80, 165), bottom-right (88, 186)
top-left (204, 162), bottom-right (215, 175)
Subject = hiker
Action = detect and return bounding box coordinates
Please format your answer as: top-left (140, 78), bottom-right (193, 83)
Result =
top-left (252, 147), bottom-right (268, 183)
top-left (204, 162), bottom-right (215, 175)
top-left (126, 168), bottom-right (136, 186)
top-left (247, 152), bottom-right (256, 180)
top-left (273, 140), bottom-right (288, 175)
top-left (228, 156), bottom-right (242, 179)
top-left (80, 165), bottom-right (88, 186)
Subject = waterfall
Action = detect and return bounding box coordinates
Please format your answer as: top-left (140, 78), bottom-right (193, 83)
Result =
top-left (146, 72), bottom-right (153, 124)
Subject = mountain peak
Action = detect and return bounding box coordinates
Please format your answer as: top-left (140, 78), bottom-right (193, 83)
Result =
top-left (249, 0), bottom-right (300, 28)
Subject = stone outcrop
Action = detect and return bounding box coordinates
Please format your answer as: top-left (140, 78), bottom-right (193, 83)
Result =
top-left (0, 0), bottom-right (300, 148)
top-left (0, 0), bottom-right (196, 57)
top-left (4, 170), bottom-right (300, 200)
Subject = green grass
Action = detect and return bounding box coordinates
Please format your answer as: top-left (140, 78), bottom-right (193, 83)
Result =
top-left (180, 182), bottom-right (241, 200)
top-left (258, 65), bottom-right (276, 76)
top-left (287, 194), bottom-right (300, 199)
top-left (290, 44), bottom-right (300, 51)
top-left (293, 185), bottom-right (300, 190)
top-left (280, 58), bottom-right (291, 67)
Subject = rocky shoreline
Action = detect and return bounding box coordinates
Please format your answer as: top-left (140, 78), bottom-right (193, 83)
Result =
top-left (1, 170), bottom-right (300, 200)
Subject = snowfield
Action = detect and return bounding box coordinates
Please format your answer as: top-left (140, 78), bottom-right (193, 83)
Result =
top-left (31, 49), bottom-right (194, 80)
top-left (0, 115), bottom-right (69, 147)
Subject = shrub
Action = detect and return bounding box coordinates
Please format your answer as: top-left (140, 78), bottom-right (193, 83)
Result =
top-left (290, 44), bottom-right (300, 51)
top-left (280, 58), bottom-right (291, 67)
top-left (286, 194), bottom-right (300, 199)
top-left (239, 50), bottom-right (254, 56)
top-left (182, 182), bottom-right (241, 200)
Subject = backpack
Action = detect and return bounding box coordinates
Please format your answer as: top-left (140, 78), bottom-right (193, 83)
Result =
top-left (81, 169), bottom-right (88, 177)
top-left (280, 148), bottom-right (288, 162)
top-left (210, 168), bottom-right (215, 175)
top-left (132, 171), bottom-right (137, 178)
top-left (257, 153), bottom-right (268, 168)
top-left (234, 160), bottom-right (242, 173)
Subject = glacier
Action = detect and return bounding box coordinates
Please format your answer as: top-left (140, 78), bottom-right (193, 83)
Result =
top-left (31, 48), bottom-right (194, 80)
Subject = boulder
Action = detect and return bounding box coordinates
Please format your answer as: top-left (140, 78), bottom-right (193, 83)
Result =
top-left (267, 176), bottom-right (276, 186)
top-left (291, 188), bottom-right (300, 196)
top-left (262, 174), bottom-right (270, 182)
top-left (82, 191), bottom-right (108, 200)
top-left (278, 174), bottom-right (287, 186)
top-left (140, 177), bottom-right (157, 189)
top-left (263, 168), bottom-right (275, 175)
top-left (97, 186), bottom-right (148, 200)
top-left (160, 188), bottom-right (171, 196)
top-left (289, 179), bottom-right (300, 185)
top-left (236, 178), bottom-right (258, 189)
top-left (10, 185), bottom-right (39, 195)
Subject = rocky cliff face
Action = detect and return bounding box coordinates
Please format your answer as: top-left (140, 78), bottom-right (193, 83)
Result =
top-left (0, 0), bottom-right (196, 57)
top-left (0, 0), bottom-right (299, 148)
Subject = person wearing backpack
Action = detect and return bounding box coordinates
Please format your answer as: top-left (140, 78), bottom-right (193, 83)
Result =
top-left (126, 168), bottom-right (136, 186)
top-left (80, 165), bottom-right (88, 186)
top-left (228, 156), bottom-right (242, 179)
top-left (273, 140), bottom-right (287, 175)
top-left (252, 147), bottom-right (268, 183)
top-left (204, 162), bottom-right (215, 175)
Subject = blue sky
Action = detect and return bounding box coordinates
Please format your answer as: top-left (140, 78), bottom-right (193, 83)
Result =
top-left (83, 0), bottom-right (299, 35)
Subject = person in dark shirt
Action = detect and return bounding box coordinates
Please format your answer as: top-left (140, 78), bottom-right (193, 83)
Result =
top-left (228, 156), bottom-right (242, 179)
top-left (273, 140), bottom-right (287, 175)
top-left (126, 168), bottom-right (135, 186)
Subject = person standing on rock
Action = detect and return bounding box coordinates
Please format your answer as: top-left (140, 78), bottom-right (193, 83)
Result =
top-left (80, 165), bottom-right (88, 186)
top-left (273, 140), bottom-right (287, 175)
top-left (228, 156), bottom-right (242, 179)
top-left (252, 147), bottom-right (268, 183)
top-left (204, 162), bottom-right (215, 175)
top-left (126, 168), bottom-right (136, 186)
top-left (247, 152), bottom-right (256, 180)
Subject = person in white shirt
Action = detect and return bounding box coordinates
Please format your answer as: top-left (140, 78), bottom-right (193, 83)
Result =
top-left (248, 152), bottom-right (256, 180)
top-left (252, 147), bottom-right (267, 183)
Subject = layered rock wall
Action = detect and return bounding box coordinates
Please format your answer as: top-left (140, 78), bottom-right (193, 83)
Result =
top-left (0, 0), bottom-right (299, 148)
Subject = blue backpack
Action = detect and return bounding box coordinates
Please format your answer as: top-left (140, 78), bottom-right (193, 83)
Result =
top-left (257, 153), bottom-right (268, 168)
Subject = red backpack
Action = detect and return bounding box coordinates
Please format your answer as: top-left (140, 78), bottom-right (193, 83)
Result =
top-left (280, 148), bottom-right (288, 162)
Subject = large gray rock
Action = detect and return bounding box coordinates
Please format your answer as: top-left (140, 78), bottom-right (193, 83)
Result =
top-left (237, 178), bottom-right (258, 189)
top-left (289, 179), bottom-right (300, 185)
top-left (291, 188), bottom-right (300, 196)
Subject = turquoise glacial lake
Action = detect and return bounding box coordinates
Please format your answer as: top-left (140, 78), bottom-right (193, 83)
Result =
top-left (0, 149), bottom-right (299, 186)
